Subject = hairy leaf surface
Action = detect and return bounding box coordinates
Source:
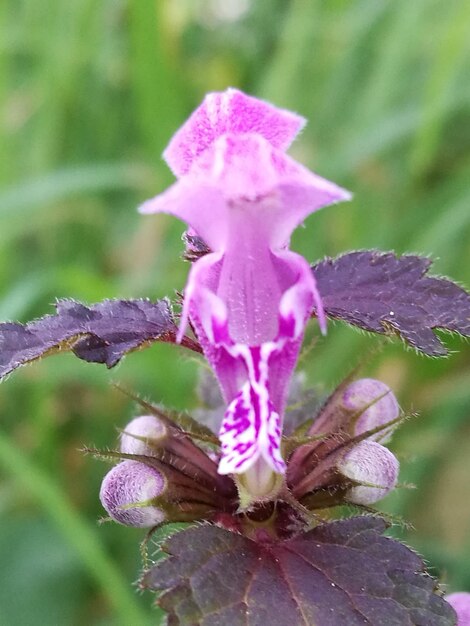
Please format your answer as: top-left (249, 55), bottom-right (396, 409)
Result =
top-left (0, 298), bottom-right (201, 379)
top-left (142, 517), bottom-right (456, 626)
top-left (313, 251), bottom-right (470, 356)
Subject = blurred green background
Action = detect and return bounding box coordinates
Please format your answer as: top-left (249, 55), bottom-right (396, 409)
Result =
top-left (1, 1), bottom-right (470, 624)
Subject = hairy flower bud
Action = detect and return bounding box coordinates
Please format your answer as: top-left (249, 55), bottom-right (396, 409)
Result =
top-left (339, 441), bottom-right (399, 505)
top-left (120, 414), bottom-right (167, 456)
top-left (342, 378), bottom-right (399, 442)
top-left (446, 593), bottom-right (470, 624)
top-left (100, 460), bottom-right (166, 527)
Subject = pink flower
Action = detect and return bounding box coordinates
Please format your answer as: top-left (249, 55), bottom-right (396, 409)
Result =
top-left (140, 89), bottom-right (351, 496)
top-left (446, 592), bottom-right (470, 625)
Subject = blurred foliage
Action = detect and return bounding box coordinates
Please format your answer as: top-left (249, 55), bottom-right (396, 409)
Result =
top-left (0, 1), bottom-right (470, 624)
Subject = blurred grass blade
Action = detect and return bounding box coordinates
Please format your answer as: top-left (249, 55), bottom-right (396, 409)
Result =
top-left (314, 0), bottom-right (392, 130)
top-left (410, 0), bottom-right (470, 178)
top-left (356, 0), bottom-right (426, 123)
top-left (0, 163), bottom-right (152, 215)
top-left (412, 172), bottom-right (470, 258)
top-left (0, 272), bottom-right (54, 320)
top-left (260, 0), bottom-right (319, 106)
top-left (128, 0), bottom-right (186, 163)
top-left (0, 430), bottom-right (154, 626)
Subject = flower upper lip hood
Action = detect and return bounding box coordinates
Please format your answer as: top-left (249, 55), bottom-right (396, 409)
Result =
top-left (139, 88), bottom-right (351, 490)
top-left (162, 87), bottom-right (307, 177)
top-left (140, 132), bottom-right (350, 253)
top-left (140, 88), bottom-right (351, 253)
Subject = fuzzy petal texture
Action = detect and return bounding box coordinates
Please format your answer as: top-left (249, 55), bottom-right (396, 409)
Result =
top-left (339, 441), bottom-right (399, 505)
top-left (141, 134), bottom-right (350, 255)
top-left (120, 415), bottom-right (167, 456)
top-left (163, 88), bottom-right (306, 176)
top-left (446, 592), bottom-right (470, 625)
top-left (140, 134), bottom-right (349, 346)
top-left (342, 378), bottom-right (400, 443)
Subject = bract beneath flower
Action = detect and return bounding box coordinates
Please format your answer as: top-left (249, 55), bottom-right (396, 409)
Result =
top-left (139, 89), bottom-right (351, 491)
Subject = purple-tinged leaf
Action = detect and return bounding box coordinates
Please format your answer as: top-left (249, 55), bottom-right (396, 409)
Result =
top-left (141, 517), bottom-right (456, 626)
top-left (313, 251), bottom-right (470, 356)
top-left (0, 298), bottom-right (201, 380)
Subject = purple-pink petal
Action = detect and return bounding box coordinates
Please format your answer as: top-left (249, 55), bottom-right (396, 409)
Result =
top-left (446, 592), bottom-right (470, 625)
top-left (163, 87), bottom-right (306, 176)
top-left (218, 344), bottom-right (285, 475)
top-left (140, 134), bottom-right (351, 253)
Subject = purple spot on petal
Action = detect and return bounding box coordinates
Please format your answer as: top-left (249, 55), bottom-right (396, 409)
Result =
top-left (278, 313), bottom-right (296, 339)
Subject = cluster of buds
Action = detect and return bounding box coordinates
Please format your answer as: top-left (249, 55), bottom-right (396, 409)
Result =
top-left (99, 412), bottom-right (236, 527)
top-left (287, 377), bottom-right (400, 509)
top-left (99, 376), bottom-right (401, 532)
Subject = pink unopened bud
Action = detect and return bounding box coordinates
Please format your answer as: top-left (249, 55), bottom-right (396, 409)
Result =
top-left (446, 592), bottom-right (470, 625)
top-left (339, 440), bottom-right (399, 505)
top-left (99, 460), bottom-right (166, 527)
top-left (342, 378), bottom-right (399, 442)
top-left (120, 414), bottom-right (167, 456)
